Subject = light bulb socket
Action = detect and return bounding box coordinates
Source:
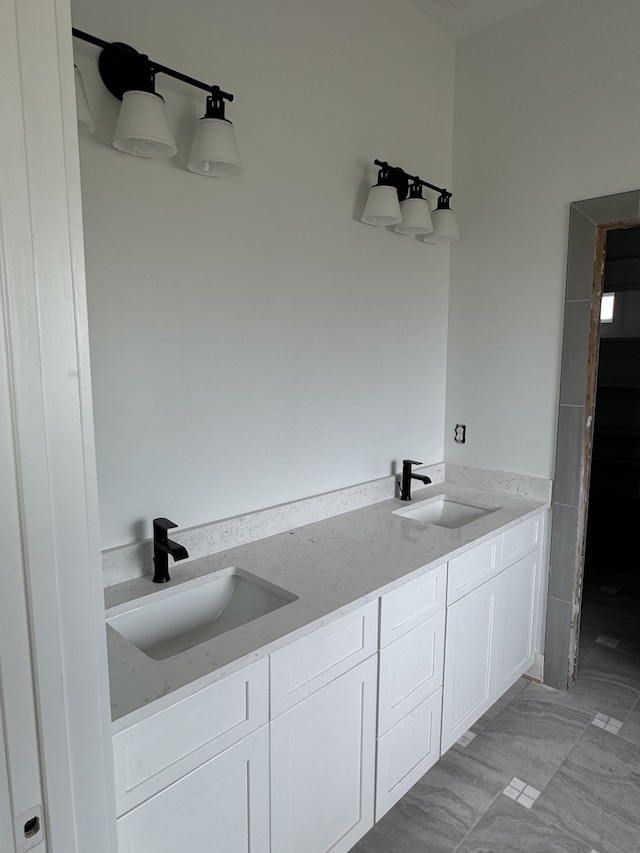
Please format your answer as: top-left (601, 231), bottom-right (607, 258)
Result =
top-left (435, 192), bottom-right (453, 210)
top-left (203, 89), bottom-right (228, 120)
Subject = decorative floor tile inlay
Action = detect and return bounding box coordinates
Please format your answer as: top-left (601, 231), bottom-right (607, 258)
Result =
top-left (457, 731), bottom-right (476, 748)
top-left (591, 712), bottom-right (623, 734)
top-left (502, 777), bottom-right (541, 809)
top-left (595, 635), bottom-right (620, 648)
top-left (598, 585), bottom-right (618, 594)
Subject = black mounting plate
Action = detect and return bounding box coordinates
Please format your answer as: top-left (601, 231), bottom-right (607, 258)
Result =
top-left (98, 42), bottom-right (147, 101)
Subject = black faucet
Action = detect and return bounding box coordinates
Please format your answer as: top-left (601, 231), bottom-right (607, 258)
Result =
top-left (399, 459), bottom-right (432, 501)
top-left (152, 518), bottom-right (189, 583)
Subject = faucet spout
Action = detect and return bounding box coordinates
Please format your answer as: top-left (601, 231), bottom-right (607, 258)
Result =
top-left (152, 517), bottom-right (189, 583)
top-left (399, 459), bottom-right (432, 501)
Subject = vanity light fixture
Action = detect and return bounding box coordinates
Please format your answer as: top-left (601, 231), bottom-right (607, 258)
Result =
top-left (74, 65), bottom-right (96, 135)
top-left (362, 160), bottom-right (458, 243)
top-left (71, 28), bottom-right (242, 175)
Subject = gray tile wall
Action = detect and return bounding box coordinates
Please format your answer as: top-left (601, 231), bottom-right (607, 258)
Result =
top-left (546, 192), bottom-right (640, 689)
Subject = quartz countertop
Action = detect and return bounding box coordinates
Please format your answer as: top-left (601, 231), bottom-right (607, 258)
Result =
top-left (106, 481), bottom-right (549, 731)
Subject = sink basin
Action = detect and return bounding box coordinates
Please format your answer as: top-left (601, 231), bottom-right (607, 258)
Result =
top-left (392, 494), bottom-right (498, 529)
top-left (106, 568), bottom-right (297, 660)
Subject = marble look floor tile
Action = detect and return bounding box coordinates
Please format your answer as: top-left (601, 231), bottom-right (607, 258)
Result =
top-left (352, 745), bottom-right (505, 853)
top-left (620, 697), bottom-right (640, 748)
top-left (470, 677), bottom-right (528, 735)
top-left (455, 794), bottom-right (590, 853)
top-left (534, 725), bottom-right (640, 853)
top-left (458, 682), bottom-right (592, 789)
top-left (579, 625), bottom-right (599, 659)
top-left (565, 644), bottom-right (640, 719)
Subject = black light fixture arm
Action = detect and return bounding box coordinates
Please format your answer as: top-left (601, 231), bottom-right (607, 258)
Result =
top-left (72, 28), bottom-right (233, 103)
top-left (373, 159), bottom-right (452, 205)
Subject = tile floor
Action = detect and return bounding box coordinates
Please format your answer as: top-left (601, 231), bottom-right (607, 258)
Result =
top-left (352, 565), bottom-right (640, 853)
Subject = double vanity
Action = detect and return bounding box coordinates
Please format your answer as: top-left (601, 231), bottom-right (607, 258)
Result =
top-left (104, 478), bottom-right (548, 853)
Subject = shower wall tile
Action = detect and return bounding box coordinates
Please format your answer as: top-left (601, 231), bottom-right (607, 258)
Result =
top-left (544, 596), bottom-right (574, 690)
top-left (565, 209), bottom-right (598, 302)
top-left (558, 300), bottom-right (592, 406)
top-left (548, 503), bottom-right (579, 603)
top-left (553, 405), bottom-right (585, 507)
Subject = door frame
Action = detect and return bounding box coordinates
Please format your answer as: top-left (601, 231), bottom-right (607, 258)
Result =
top-left (0, 0), bottom-right (116, 849)
top-left (545, 190), bottom-right (640, 689)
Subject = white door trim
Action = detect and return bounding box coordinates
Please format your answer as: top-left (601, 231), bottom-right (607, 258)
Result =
top-left (0, 0), bottom-right (116, 849)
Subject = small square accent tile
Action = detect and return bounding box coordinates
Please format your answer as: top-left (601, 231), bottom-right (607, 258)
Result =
top-left (457, 731), bottom-right (477, 748)
top-left (595, 635), bottom-right (620, 648)
top-left (502, 777), bottom-right (540, 809)
top-left (591, 713), bottom-right (623, 734)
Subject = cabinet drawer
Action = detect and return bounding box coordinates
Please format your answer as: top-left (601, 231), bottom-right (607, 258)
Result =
top-left (378, 610), bottom-right (445, 735)
top-left (380, 563), bottom-right (446, 647)
top-left (375, 688), bottom-right (442, 821)
top-left (270, 601), bottom-right (378, 718)
top-left (113, 657), bottom-right (268, 815)
top-left (447, 535), bottom-right (502, 604)
top-left (503, 513), bottom-right (543, 567)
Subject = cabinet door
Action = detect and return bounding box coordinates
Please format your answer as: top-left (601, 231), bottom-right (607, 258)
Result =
top-left (270, 656), bottom-right (377, 853)
top-left (375, 688), bottom-right (442, 821)
top-left (441, 577), bottom-right (499, 753)
top-left (495, 550), bottom-right (539, 695)
top-left (116, 725), bottom-right (269, 853)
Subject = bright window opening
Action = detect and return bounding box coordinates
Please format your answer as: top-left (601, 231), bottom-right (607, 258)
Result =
top-left (601, 292), bottom-right (615, 323)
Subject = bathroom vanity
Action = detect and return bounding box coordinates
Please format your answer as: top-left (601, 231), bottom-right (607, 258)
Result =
top-left (105, 482), bottom-right (547, 853)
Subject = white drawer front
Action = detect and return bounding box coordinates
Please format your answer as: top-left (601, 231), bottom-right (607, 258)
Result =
top-left (380, 563), bottom-right (446, 647)
top-left (503, 513), bottom-right (543, 567)
top-left (447, 536), bottom-right (503, 604)
top-left (378, 610), bottom-right (445, 735)
top-left (113, 657), bottom-right (268, 815)
top-left (375, 688), bottom-right (442, 821)
top-left (270, 601), bottom-right (378, 718)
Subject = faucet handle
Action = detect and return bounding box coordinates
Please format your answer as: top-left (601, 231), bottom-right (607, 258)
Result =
top-left (402, 459), bottom-right (423, 468)
top-left (153, 518), bottom-right (178, 539)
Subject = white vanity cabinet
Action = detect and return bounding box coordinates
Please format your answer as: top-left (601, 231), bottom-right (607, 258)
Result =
top-left (113, 658), bottom-right (270, 852)
top-left (269, 602), bottom-right (378, 853)
top-left (495, 519), bottom-right (542, 695)
top-left (109, 506), bottom-right (548, 853)
top-left (375, 564), bottom-right (446, 819)
top-left (441, 514), bottom-right (543, 753)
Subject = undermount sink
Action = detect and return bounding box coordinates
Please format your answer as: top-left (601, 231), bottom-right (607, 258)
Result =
top-left (106, 568), bottom-right (297, 660)
top-left (392, 494), bottom-right (499, 529)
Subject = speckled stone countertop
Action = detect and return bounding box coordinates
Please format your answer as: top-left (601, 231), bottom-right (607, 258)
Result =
top-left (105, 480), bottom-right (549, 732)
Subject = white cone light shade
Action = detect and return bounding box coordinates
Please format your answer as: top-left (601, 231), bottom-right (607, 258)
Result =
top-left (188, 118), bottom-right (243, 176)
top-left (112, 90), bottom-right (177, 158)
top-left (395, 198), bottom-right (434, 235)
top-left (74, 66), bottom-right (95, 135)
top-left (423, 207), bottom-right (459, 243)
top-left (361, 185), bottom-right (402, 226)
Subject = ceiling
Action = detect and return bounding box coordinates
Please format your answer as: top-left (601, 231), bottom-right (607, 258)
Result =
top-left (408, 0), bottom-right (548, 39)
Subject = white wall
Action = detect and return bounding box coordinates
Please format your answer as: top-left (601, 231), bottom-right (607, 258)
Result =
top-left (72, 0), bottom-right (455, 550)
top-left (446, 0), bottom-right (640, 477)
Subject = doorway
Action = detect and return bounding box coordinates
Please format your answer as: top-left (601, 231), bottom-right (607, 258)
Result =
top-left (580, 225), bottom-right (640, 661)
top-left (546, 189), bottom-right (640, 690)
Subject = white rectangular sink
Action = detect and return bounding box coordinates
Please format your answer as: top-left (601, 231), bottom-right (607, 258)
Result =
top-left (106, 568), bottom-right (297, 660)
top-left (392, 494), bottom-right (499, 529)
